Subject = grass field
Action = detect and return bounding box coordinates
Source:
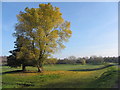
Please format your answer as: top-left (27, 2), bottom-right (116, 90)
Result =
top-left (2, 64), bottom-right (119, 88)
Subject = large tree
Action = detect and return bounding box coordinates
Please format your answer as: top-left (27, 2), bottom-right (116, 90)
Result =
top-left (13, 3), bottom-right (72, 72)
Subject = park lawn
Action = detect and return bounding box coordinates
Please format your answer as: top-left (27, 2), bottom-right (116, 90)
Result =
top-left (2, 64), bottom-right (119, 88)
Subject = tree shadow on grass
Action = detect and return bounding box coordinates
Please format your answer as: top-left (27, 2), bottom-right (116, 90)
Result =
top-left (2, 70), bottom-right (40, 75)
top-left (69, 64), bottom-right (116, 71)
top-left (2, 70), bottom-right (23, 75)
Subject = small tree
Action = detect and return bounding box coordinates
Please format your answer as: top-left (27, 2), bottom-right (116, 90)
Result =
top-left (7, 49), bottom-right (21, 68)
top-left (81, 59), bottom-right (86, 65)
top-left (7, 36), bottom-right (36, 71)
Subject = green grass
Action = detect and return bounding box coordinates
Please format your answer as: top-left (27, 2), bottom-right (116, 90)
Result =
top-left (44, 64), bottom-right (105, 71)
top-left (2, 64), bottom-right (105, 72)
top-left (88, 66), bottom-right (119, 88)
top-left (2, 64), bottom-right (119, 88)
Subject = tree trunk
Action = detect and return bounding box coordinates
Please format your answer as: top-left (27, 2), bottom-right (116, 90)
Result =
top-left (37, 51), bottom-right (44, 72)
top-left (37, 62), bottom-right (43, 72)
top-left (37, 67), bottom-right (43, 73)
top-left (22, 64), bottom-right (26, 71)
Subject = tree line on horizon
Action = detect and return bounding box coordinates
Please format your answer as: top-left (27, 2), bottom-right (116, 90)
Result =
top-left (56, 56), bottom-right (118, 65)
top-left (1, 55), bottom-right (118, 66)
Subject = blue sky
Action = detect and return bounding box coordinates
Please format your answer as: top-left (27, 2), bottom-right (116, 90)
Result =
top-left (2, 2), bottom-right (118, 58)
